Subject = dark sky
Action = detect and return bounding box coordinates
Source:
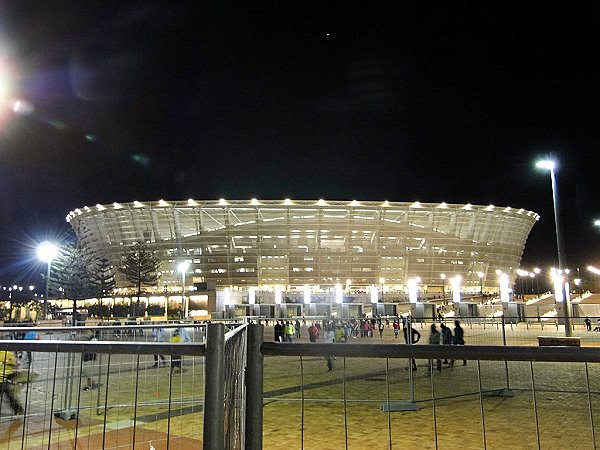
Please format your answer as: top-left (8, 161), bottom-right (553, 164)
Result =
top-left (0, 2), bottom-right (599, 284)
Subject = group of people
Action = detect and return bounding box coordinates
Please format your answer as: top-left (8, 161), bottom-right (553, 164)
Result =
top-left (427, 320), bottom-right (466, 373)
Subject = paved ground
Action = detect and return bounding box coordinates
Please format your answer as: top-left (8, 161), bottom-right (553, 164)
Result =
top-left (1, 322), bottom-right (599, 449)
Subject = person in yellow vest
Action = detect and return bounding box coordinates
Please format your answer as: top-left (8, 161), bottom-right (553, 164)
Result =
top-left (0, 350), bottom-right (24, 415)
top-left (170, 329), bottom-right (183, 373)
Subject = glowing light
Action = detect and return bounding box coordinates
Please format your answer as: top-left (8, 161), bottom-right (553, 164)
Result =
top-left (335, 283), bottom-right (343, 304)
top-left (113, 202), bottom-right (122, 209)
top-left (452, 276), bottom-right (462, 303)
top-left (37, 242), bottom-right (58, 264)
top-left (248, 287), bottom-right (256, 305)
top-left (350, 200), bottom-right (359, 206)
top-left (553, 275), bottom-right (564, 302)
top-left (177, 261), bottom-right (189, 274)
top-left (438, 202), bottom-right (448, 209)
top-left (534, 267), bottom-right (541, 274)
top-left (477, 272), bottom-right (484, 279)
top-left (303, 285), bottom-right (311, 304)
top-left (275, 285), bottom-right (282, 304)
top-left (219, 198), bottom-right (228, 206)
top-left (251, 198), bottom-right (259, 205)
top-left (317, 199), bottom-right (327, 206)
top-left (96, 204), bottom-right (105, 211)
top-left (284, 198), bottom-right (293, 206)
top-left (188, 199), bottom-right (198, 206)
top-left (12, 99), bottom-right (34, 115)
top-left (85, 133), bottom-right (96, 142)
top-left (408, 279), bottom-right (418, 303)
top-left (536, 160), bottom-right (556, 171)
top-left (410, 201), bottom-right (421, 208)
top-left (370, 285), bottom-right (379, 303)
top-left (133, 201), bottom-right (143, 208)
top-left (379, 277), bottom-right (385, 284)
top-left (440, 273), bottom-right (446, 280)
top-left (588, 266), bottom-right (600, 275)
top-left (158, 199), bottom-right (169, 207)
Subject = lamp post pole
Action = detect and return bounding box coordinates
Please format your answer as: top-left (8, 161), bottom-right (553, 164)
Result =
top-left (37, 241), bottom-right (58, 320)
top-left (379, 277), bottom-right (385, 303)
top-left (537, 158), bottom-right (571, 336)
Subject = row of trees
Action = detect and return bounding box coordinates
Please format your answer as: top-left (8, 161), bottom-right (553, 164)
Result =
top-left (45, 240), bottom-right (161, 320)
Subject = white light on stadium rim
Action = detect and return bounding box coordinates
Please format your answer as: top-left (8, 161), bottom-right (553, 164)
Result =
top-left (452, 276), bottom-right (462, 303)
top-left (303, 285), bottom-right (311, 304)
top-left (248, 287), bottom-right (256, 305)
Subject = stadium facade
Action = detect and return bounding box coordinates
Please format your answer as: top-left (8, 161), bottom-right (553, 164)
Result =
top-left (66, 199), bottom-right (538, 297)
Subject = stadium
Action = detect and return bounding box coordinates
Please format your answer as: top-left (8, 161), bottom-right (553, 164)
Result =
top-left (66, 199), bottom-right (538, 303)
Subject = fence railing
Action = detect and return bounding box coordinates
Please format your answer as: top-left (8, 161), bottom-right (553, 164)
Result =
top-left (2, 321), bottom-right (600, 449)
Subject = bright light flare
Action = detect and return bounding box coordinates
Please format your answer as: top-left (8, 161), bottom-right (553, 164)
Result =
top-left (536, 160), bottom-right (555, 171)
top-left (37, 241), bottom-right (58, 263)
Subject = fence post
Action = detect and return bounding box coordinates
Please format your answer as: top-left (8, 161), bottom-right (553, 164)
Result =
top-left (246, 324), bottom-right (264, 450)
top-left (204, 323), bottom-right (225, 450)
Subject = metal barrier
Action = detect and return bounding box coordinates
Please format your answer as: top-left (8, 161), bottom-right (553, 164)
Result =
top-left (3, 321), bottom-right (600, 449)
top-left (0, 322), bottom-right (246, 450)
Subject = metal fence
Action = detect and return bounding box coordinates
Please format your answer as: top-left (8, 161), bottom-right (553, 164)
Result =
top-left (2, 321), bottom-right (600, 449)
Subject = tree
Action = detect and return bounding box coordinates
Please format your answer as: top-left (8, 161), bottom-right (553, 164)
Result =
top-left (47, 241), bottom-right (108, 325)
top-left (90, 255), bottom-right (116, 301)
top-left (118, 242), bottom-right (161, 317)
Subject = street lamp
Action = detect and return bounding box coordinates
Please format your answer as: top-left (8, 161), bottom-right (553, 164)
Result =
top-left (477, 272), bottom-right (484, 303)
top-left (536, 157), bottom-right (572, 336)
top-left (379, 277), bottom-right (385, 303)
top-left (37, 241), bottom-right (58, 319)
top-left (177, 261), bottom-right (189, 319)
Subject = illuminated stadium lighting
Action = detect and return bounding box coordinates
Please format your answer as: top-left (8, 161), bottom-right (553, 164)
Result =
top-left (248, 287), bottom-right (256, 305)
top-left (188, 199), bottom-right (198, 206)
top-left (335, 283), bottom-right (343, 304)
top-left (66, 200), bottom-right (538, 296)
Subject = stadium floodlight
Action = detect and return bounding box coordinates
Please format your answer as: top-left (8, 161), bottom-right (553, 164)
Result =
top-left (536, 156), bottom-right (570, 336)
top-left (37, 241), bottom-right (58, 318)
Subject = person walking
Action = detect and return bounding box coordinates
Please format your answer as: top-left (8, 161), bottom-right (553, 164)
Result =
top-left (0, 350), bottom-right (24, 415)
top-left (403, 321), bottom-right (421, 371)
top-left (451, 320), bottom-right (467, 366)
top-left (440, 323), bottom-right (453, 364)
top-left (585, 317), bottom-right (592, 331)
top-left (393, 320), bottom-right (400, 338)
top-left (295, 319), bottom-right (301, 338)
top-left (170, 329), bottom-right (183, 373)
top-left (428, 324), bottom-right (442, 373)
top-left (274, 321), bottom-right (283, 342)
top-left (378, 320), bottom-right (385, 338)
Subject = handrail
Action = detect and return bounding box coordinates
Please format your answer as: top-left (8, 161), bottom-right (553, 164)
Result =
top-left (0, 340), bottom-right (206, 356)
top-left (261, 342), bottom-right (600, 363)
top-left (224, 323), bottom-right (248, 341)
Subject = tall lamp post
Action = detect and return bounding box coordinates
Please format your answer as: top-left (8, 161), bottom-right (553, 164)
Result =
top-left (536, 158), bottom-right (572, 336)
top-left (379, 277), bottom-right (385, 303)
top-left (178, 261), bottom-right (189, 319)
top-left (37, 241), bottom-right (58, 319)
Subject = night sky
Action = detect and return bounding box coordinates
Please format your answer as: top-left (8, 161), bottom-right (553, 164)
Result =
top-left (0, 2), bottom-right (599, 284)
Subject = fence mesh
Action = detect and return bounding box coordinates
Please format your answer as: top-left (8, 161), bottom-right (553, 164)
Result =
top-left (223, 324), bottom-right (248, 450)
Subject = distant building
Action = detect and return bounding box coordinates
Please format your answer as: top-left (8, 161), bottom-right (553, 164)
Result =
top-left (66, 199), bottom-right (538, 297)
